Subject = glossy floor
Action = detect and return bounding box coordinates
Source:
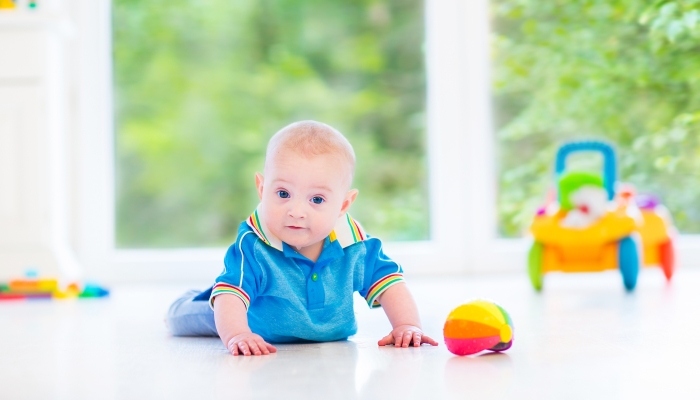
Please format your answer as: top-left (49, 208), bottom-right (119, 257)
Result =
top-left (1, 269), bottom-right (698, 399)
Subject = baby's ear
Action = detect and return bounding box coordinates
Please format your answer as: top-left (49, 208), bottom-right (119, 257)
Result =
top-left (340, 189), bottom-right (359, 216)
top-left (255, 173), bottom-right (264, 200)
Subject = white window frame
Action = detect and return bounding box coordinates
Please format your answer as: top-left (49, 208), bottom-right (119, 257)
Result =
top-left (71, 0), bottom-right (700, 284)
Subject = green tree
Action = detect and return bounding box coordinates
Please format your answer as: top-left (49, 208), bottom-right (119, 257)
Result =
top-left (493, 0), bottom-right (700, 236)
top-left (113, 0), bottom-right (428, 247)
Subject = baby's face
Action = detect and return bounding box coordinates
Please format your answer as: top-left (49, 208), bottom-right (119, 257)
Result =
top-left (257, 149), bottom-right (356, 251)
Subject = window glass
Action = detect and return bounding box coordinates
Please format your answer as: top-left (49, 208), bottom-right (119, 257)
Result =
top-left (492, 1), bottom-right (700, 237)
top-left (113, 0), bottom-right (428, 247)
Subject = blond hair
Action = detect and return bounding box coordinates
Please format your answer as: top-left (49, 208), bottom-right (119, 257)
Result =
top-left (265, 120), bottom-right (356, 179)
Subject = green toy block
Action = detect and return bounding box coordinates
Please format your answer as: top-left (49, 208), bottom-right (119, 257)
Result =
top-left (78, 284), bottom-right (110, 298)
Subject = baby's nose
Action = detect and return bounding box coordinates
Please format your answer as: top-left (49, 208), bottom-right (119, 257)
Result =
top-left (288, 200), bottom-right (306, 218)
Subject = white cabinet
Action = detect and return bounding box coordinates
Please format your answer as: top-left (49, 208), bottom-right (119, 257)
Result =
top-left (0, 14), bottom-right (80, 280)
top-left (0, 85), bottom-right (48, 246)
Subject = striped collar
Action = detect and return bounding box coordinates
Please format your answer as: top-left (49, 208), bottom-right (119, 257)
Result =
top-left (246, 205), bottom-right (367, 251)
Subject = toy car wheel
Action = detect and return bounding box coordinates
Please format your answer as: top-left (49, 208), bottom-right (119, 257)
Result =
top-left (618, 236), bottom-right (640, 291)
top-left (528, 242), bottom-right (544, 291)
top-left (659, 240), bottom-right (674, 281)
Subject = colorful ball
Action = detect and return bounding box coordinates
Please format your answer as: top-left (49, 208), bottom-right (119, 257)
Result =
top-left (443, 299), bottom-right (514, 356)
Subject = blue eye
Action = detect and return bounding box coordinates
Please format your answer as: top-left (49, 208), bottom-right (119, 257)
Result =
top-left (277, 190), bottom-right (290, 199)
top-left (311, 196), bottom-right (324, 204)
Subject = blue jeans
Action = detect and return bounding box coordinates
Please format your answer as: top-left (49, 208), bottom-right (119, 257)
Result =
top-left (166, 289), bottom-right (219, 337)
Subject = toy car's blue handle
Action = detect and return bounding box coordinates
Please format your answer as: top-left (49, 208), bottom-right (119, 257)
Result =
top-left (555, 141), bottom-right (616, 200)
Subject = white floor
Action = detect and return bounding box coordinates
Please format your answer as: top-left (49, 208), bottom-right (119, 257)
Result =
top-left (1, 269), bottom-right (699, 400)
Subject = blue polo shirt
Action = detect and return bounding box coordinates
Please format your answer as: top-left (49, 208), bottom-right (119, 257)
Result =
top-left (208, 206), bottom-right (404, 343)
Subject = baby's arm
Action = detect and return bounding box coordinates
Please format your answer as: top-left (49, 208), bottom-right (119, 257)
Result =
top-left (376, 282), bottom-right (439, 347)
top-left (214, 294), bottom-right (277, 356)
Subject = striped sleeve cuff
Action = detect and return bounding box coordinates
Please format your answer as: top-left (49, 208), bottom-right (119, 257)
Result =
top-left (364, 273), bottom-right (404, 308)
top-left (209, 283), bottom-right (251, 311)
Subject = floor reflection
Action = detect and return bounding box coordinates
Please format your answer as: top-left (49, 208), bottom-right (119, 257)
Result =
top-left (444, 353), bottom-right (513, 398)
top-left (213, 341), bottom-right (359, 400)
top-left (356, 346), bottom-right (427, 398)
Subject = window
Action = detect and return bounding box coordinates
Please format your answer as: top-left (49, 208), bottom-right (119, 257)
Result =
top-left (75, 0), bottom-right (505, 278)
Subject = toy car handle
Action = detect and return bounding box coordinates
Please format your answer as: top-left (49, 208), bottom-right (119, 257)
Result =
top-left (555, 141), bottom-right (616, 200)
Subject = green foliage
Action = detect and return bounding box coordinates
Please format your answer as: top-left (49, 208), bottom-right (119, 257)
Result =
top-left (113, 0), bottom-right (428, 247)
top-left (493, 0), bottom-right (700, 236)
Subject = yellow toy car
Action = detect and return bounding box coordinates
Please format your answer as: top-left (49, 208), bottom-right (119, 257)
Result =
top-left (619, 188), bottom-right (676, 281)
top-left (528, 141), bottom-right (675, 291)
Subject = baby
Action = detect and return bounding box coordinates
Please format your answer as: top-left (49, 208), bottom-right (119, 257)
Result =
top-left (166, 120), bottom-right (438, 355)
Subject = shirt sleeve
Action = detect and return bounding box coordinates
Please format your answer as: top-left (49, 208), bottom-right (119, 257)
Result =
top-left (358, 236), bottom-right (405, 308)
top-left (209, 229), bottom-right (263, 311)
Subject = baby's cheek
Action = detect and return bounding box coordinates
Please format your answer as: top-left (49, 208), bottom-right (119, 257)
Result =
top-left (266, 205), bottom-right (285, 221)
top-left (321, 216), bottom-right (339, 234)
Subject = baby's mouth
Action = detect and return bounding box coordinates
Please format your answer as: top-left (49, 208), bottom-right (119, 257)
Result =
top-left (286, 226), bottom-right (305, 230)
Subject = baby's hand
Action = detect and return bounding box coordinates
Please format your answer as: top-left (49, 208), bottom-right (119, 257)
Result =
top-left (377, 325), bottom-right (439, 348)
top-left (227, 332), bottom-right (277, 356)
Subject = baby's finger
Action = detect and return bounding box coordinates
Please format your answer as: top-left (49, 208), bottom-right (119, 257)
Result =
top-left (248, 340), bottom-right (263, 356)
top-left (265, 343), bottom-right (278, 353)
top-left (402, 331), bottom-right (413, 348)
top-left (421, 335), bottom-right (439, 346)
top-left (255, 339), bottom-right (270, 355)
top-left (413, 332), bottom-right (422, 347)
top-left (394, 333), bottom-right (404, 348)
top-left (237, 341), bottom-right (251, 356)
top-left (230, 343), bottom-right (239, 356)
top-left (377, 334), bottom-right (394, 346)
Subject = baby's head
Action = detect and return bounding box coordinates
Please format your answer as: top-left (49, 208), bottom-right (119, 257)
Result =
top-left (256, 121), bottom-right (359, 251)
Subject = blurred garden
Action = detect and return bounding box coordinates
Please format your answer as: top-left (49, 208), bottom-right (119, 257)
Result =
top-left (113, 0), bottom-right (427, 247)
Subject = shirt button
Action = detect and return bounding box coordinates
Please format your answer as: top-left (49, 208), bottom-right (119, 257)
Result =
top-left (311, 273), bottom-right (318, 282)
